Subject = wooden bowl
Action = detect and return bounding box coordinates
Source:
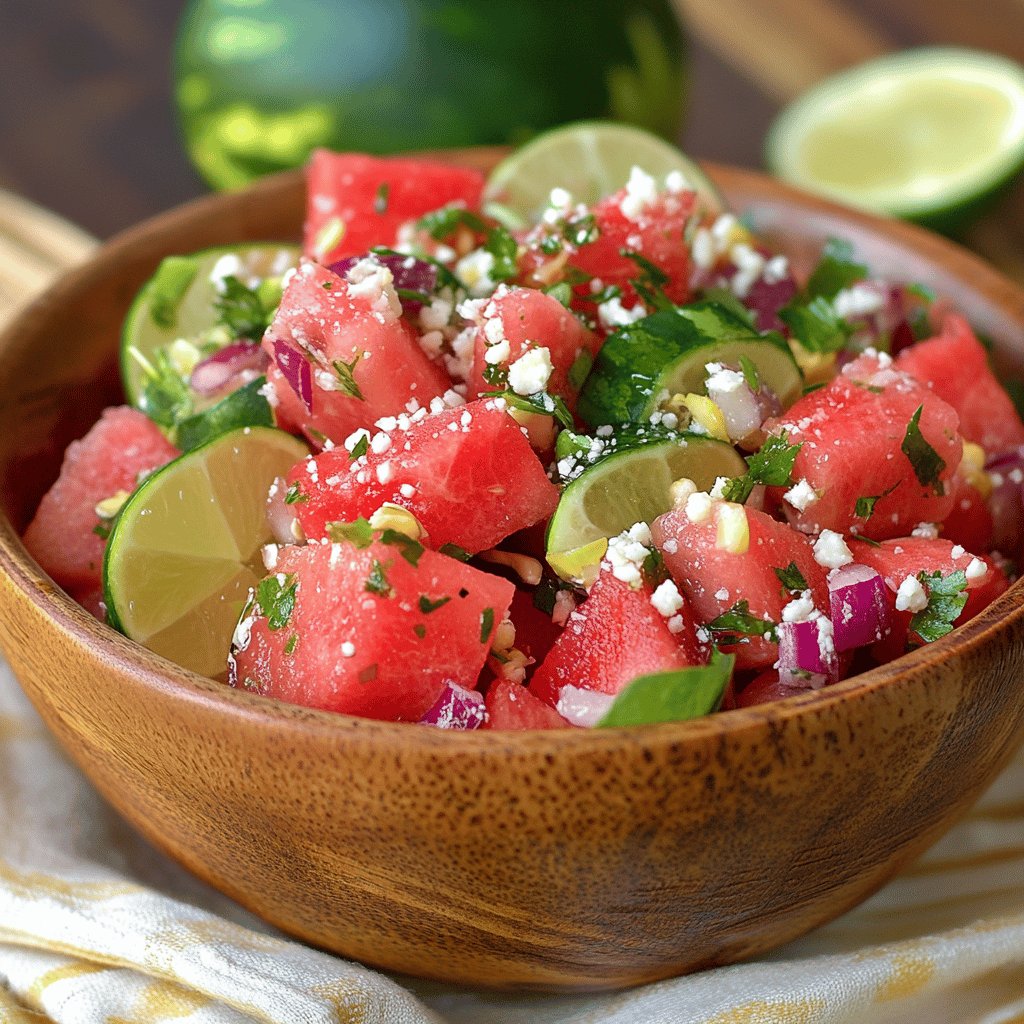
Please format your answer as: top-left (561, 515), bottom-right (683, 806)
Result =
top-left (2, 152), bottom-right (1024, 992)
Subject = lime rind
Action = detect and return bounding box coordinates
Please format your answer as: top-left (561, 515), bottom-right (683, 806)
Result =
top-left (766, 48), bottom-right (1024, 226)
top-left (483, 120), bottom-right (725, 223)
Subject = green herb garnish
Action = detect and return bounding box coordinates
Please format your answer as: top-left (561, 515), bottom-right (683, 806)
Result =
top-left (418, 594), bottom-right (452, 614)
top-left (901, 405), bottom-right (945, 495)
top-left (910, 570), bottom-right (969, 643)
top-left (479, 607), bottom-right (495, 644)
top-left (774, 562), bottom-right (808, 594)
top-left (327, 518), bottom-right (374, 548)
top-left (331, 350), bottom-right (366, 401)
top-left (364, 559), bottom-right (393, 597)
top-left (256, 573), bottom-right (298, 631)
top-left (706, 600), bottom-right (778, 644)
top-left (721, 432), bottom-right (802, 504)
top-left (380, 529), bottom-right (424, 567)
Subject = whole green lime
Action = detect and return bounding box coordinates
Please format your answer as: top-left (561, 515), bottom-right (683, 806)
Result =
top-left (174, 0), bottom-right (687, 190)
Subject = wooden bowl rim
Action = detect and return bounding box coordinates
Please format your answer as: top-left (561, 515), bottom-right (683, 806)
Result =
top-left (3, 157), bottom-right (1024, 755)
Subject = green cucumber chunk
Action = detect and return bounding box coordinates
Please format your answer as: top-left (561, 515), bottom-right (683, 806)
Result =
top-left (175, 376), bottom-right (273, 453)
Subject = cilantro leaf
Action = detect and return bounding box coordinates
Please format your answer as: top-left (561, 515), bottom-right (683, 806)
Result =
top-left (620, 250), bottom-right (674, 311)
top-left (706, 600), bottom-right (778, 644)
top-left (256, 573), bottom-right (297, 631)
top-left (910, 570), bottom-right (969, 643)
top-left (483, 223), bottom-right (519, 282)
top-left (739, 354), bottom-right (761, 392)
top-left (349, 434), bottom-right (369, 460)
top-left (596, 650), bottom-right (735, 727)
top-left (439, 543), bottom-right (472, 562)
top-left (803, 238), bottom-right (869, 300)
top-left (901, 405), bottom-right (945, 495)
top-left (721, 432), bottom-right (802, 504)
top-left (215, 275), bottom-right (276, 340)
top-left (418, 594), bottom-right (451, 614)
top-left (326, 518), bottom-right (374, 548)
top-left (364, 559), bottom-right (393, 597)
top-left (331, 351), bottom-right (366, 401)
top-left (131, 346), bottom-right (193, 429)
top-left (482, 389), bottom-right (573, 428)
top-left (284, 481), bottom-right (306, 505)
top-left (774, 562), bottom-right (808, 594)
top-left (854, 482), bottom-right (898, 522)
top-left (480, 607), bottom-right (495, 644)
top-left (284, 632), bottom-right (299, 656)
top-left (380, 529), bottom-right (424, 567)
top-left (778, 295), bottom-right (852, 354)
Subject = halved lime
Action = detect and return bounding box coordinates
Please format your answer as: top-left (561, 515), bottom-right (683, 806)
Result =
top-left (103, 426), bottom-right (308, 678)
top-left (546, 434), bottom-right (746, 555)
top-left (121, 242), bottom-right (299, 407)
top-left (766, 48), bottom-right (1024, 230)
top-left (578, 302), bottom-right (802, 428)
top-left (483, 120), bottom-right (725, 227)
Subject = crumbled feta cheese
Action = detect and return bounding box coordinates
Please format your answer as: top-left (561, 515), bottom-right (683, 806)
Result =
top-left (604, 522), bottom-right (653, 587)
top-left (507, 346), bottom-right (553, 396)
top-left (762, 254), bottom-right (790, 284)
top-left (664, 169), bottom-right (689, 194)
top-left (784, 478), bottom-right (818, 513)
top-left (685, 491), bottom-right (714, 523)
top-left (691, 227), bottom-right (714, 270)
top-left (345, 256), bottom-right (401, 321)
top-left (895, 575), bottom-right (928, 613)
top-left (619, 166), bottom-right (659, 221)
top-left (729, 243), bottom-right (766, 299)
top-left (714, 587), bottom-right (730, 602)
top-left (341, 641), bottom-right (356, 658)
top-left (965, 557), bottom-right (988, 581)
top-left (813, 529), bottom-right (854, 569)
top-left (666, 615), bottom-right (686, 634)
top-left (782, 592), bottom-right (816, 623)
top-left (950, 545), bottom-right (966, 560)
top-left (375, 461), bottom-right (393, 484)
top-left (598, 295), bottom-right (647, 331)
top-left (209, 253), bottom-right (245, 292)
top-left (833, 283), bottom-right (885, 320)
top-left (419, 295), bottom-right (453, 332)
top-left (705, 362), bottom-right (746, 395)
top-left (911, 522), bottom-right (940, 540)
top-left (651, 579), bottom-right (684, 617)
top-left (444, 327), bottom-right (476, 381)
top-left (662, 538), bottom-right (679, 555)
top-left (455, 249), bottom-right (497, 297)
top-left (370, 431), bottom-right (392, 455)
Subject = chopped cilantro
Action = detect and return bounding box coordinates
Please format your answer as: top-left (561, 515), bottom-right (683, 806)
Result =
top-left (413, 624), bottom-right (427, 639)
top-left (620, 250), bottom-right (674, 311)
top-left (482, 364), bottom-right (509, 387)
top-left (417, 206), bottom-right (487, 240)
top-left (590, 284), bottom-right (622, 305)
top-left (706, 600), bottom-right (778, 644)
top-left (130, 346), bottom-right (193, 429)
top-left (418, 594), bottom-right (451, 614)
top-left (910, 570), bottom-right (969, 643)
top-left (349, 434), bottom-right (369, 460)
top-left (779, 295), bottom-right (852, 354)
top-left (92, 522), bottom-right (111, 540)
top-left (483, 223), bottom-right (519, 282)
top-left (215, 275), bottom-right (276, 340)
top-left (284, 632), bottom-right (299, 656)
top-left (439, 543), bottom-right (472, 562)
top-left (364, 559), bottom-right (393, 597)
top-left (774, 562), bottom-right (807, 594)
top-left (284, 481), bottom-right (307, 505)
top-left (380, 529), bottom-right (424, 567)
top-left (256, 573), bottom-right (297, 631)
top-left (331, 351), bottom-right (366, 401)
top-left (374, 181), bottom-right (390, 214)
top-left (804, 238), bottom-right (869, 300)
top-left (358, 663), bottom-right (378, 684)
top-left (396, 287), bottom-right (433, 305)
top-left (480, 607), bottom-right (495, 644)
top-left (327, 518), bottom-right (374, 548)
top-left (533, 577), bottom-right (560, 616)
top-left (855, 482), bottom-right (899, 522)
top-left (721, 432), bottom-right (802, 504)
top-left (739, 354), bottom-right (761, 392)
top-left (483, 389), bottom-right (573, 428)
top-left (901, 405), bottom-right (945, 495)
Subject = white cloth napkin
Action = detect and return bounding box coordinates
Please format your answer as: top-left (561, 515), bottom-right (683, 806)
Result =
top-left (1, 192), bottom-right (1023, 1023)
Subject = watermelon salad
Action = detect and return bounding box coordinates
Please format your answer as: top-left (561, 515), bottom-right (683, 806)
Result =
top-left (23, 143), bottom-right (1024, 731)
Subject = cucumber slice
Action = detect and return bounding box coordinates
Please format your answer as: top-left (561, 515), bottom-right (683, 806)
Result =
top-left (546, 433), bottom-right (746, 555)
top-left (103, 426), bottom-right (308, 678)
top-left (766, 48), bottom-right (1024, 231)
top-left (577, 301), bottom-right (802, 428)
top-left (482, 120), bottom-right (725, 228)
top-left (174, 376), bottom-right (274, 453)
top-left (121, 242), bottom-right (299, 407)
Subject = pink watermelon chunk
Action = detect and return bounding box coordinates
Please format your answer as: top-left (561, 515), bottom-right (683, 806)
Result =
top-left (229, 537), bottom-right (514, 721)
top-left (304, 150), bottom-right (485, 264)
top-left (652, 501), bottom-right (828, 670)
top-left (529, 569), bottom-right (706, 708)
top-left (483, 679), bottom-right (574, 730)
top-left (22, 406), bottom-right (178, 595)
top-left (287, 398), bottom-right (559, 554)
top-left (895, 313), bottom-right (1024, 455)
top-left (766, 353), bottom-right (962, 540)
top-left (465, 285), bottom-right (600, 410)
top-left (262, 259), bottom-right (450, 446)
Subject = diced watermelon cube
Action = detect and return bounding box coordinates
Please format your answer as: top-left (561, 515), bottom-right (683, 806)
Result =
top-left (288, 398), bottom-right (559, 554)
top-left (22, 406), bottom-right (178, 595)
top-left (766, 353), bottom-right (962, 540)
top-left (465, 285), bottom-right (600, 410)
top-left (529, 569), bottom-right (705, 707)
top-left (508, 586), bottom-right (564, 665)
top-left (942, 473), bottom-right (994, 554)
top-left (229, 538), bottom-right (514, 721)
top-left (483, 679), bottom-right (574, 730)
top-left (896, 313), bottom-right (1024, 455)
top-left (304, 150), bottom-right (485, 264)
top-left (262, 260), bottom-right (450, 446)
top-left (652, 501), bottom-right (828, 670)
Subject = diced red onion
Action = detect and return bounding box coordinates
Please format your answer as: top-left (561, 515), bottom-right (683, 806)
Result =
top-left (190, 342), bottom-right (268, 396)
top-left (744, 273), bottom-right (798, 333)
top-left (828, 563), bottom-right (892, 653)
top-left (271, 338), bottom-right (314, 414)
top-left (777, 618), bottom-right (836, 686)
top-left (985, 450), bottom-right (1024, 555)
top-left (555, 684), bottom-right (616, 728)
top-left (706, 375), bottom-right (764, 442)
top-left (329, 253), bottom-right (438, 314)
top-left (265, 475), bottom-right (302, 546)
top-left (420, 682), bottom-right (487, 729)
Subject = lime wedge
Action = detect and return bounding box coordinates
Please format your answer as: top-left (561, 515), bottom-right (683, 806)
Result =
top-left (546, 434), bottom-right (746, 555)
top-left (103, 426), bottom-right (308, 678)
top-left (766, 48), bottom-right (1024, 230)
top-left (483, 120), bottom-right (725, 227)
top-left (121, 242), bottom-right (299, 407)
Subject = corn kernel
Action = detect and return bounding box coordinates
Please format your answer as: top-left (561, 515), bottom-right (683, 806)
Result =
top-left (94, 490), bottom-right (132, 521)
top-left (669, 477), bottom-right (698, 506)
top-left (682, 393), bottom-right (729, 442)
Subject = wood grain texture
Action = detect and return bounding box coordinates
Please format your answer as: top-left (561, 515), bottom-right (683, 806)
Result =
top-left (1, 157), bottom-right (1024, 990)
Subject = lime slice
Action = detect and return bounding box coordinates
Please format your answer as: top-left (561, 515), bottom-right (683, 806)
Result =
top-left (483, 120), bottom-right (725, 227)
top-left (766, 48), bottom-right (1024, 229)
top-left (121, 242), bottom-right (299, 407)
top-left (103, 426), bottom-right (308, 678)
top-left (578, 303), bottom-right (802, 428)
top-left (546, 434), bottom-right (746, 555)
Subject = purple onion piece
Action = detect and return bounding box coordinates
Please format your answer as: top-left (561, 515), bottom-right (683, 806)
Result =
top-left (828, 564), bottom-right (892, 653)
top-left (744, 273), bottom-right (798, 333)
top-left (555, 684), bottom-right (616, 728)
top-left (420, 682), bottom-right (487, 729)
top-left (272, 338), bottom-right (314, 414)
top-left (190, 342), bottom-right (268, 396)
top-left (985, 445), bottom-right (1024, 471)
top-left (777, 619), bottom-right (837, 686)
top-left (329, 252), bottom-right (438, 314)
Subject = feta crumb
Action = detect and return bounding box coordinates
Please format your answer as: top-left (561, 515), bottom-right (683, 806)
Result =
top-left (784, 478), bottom-right (818, 513)
top-left (662, 538), bottom-right (679, 555)
top-left (651, 579), bottom-right (684, 617)
top-left (762, 254), bottom-right (790, 284)
top-left (685, 491), bottom-right (714, 523)
top-left (895, 575), bottom-right (928, 613)
top-left (782, 592), bottom-right (816, 623)
top-left (455, 249), bottom-right (497, 297)
top-left (911, 522), bottom-right (939, 540)
top-left (604, 522), bottom-right (653, 587)
top-left (667, 615), bottom-right (686, 634)
top-left (704, 362), bottom-right (746, 395)
top-left (619, 166), bottom-right (659, 221)
top-left (507, 346), bottom-right (553, 395)
top-left (965, 557), bottom-right (988, 581)
top-left (813, 529), bottom-right (854, 569)
top-left (833, 282), bottom-right (885, 320)
top-left (375, 461), bottom-right (393, 484)
top-left (341, 641), bottom-right (356, 658)
top-left (419, 295), bottom-right (453, 332)
top-left (598, 295), bottom-right (647, 331)
top-left (691, 227), bottom-right (714, 270)
top-left (714, 587), bottom-right (730, 602)
top-left (345, 256), bottom-right (401, 321)
top-left (664, 169), bottom-right (689, 194)
top-left (950, 545), bottom-right (966, 559)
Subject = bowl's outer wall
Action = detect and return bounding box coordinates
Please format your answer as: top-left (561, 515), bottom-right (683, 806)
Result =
top-left (2, 156), bottom-right (1024, 990)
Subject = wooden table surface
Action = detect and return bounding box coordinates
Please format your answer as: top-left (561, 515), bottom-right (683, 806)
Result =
top-left (2, 0), bottom-right (1024, 282)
